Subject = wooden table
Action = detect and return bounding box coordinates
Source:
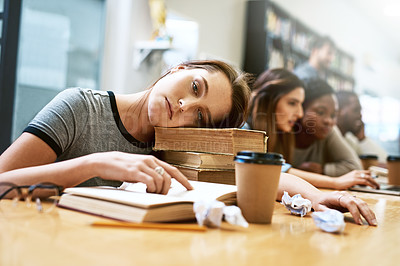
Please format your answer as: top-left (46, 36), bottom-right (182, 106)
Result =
top-left (1, 191), bottom-right (399, 266)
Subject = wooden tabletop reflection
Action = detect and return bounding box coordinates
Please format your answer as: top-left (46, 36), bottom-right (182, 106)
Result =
top-left (0, 191), bottom-right (399, 266)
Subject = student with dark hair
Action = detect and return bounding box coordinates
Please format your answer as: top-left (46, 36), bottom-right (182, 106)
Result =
top-left (294, 36), bottom-right (335, 80)
top-left (292, 79), bottom-right (379, 189)
top-left (246, 68), bottom-right (305, 163)
top-left (336, 91), bottom-right (387, 163)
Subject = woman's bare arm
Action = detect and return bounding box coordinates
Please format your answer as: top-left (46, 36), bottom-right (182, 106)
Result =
top-left (0, 133), bottom-right (192, 194)
top-left (277, 173), bottom-right (377, 226)
top-left (288, 167), bottom-right (379, 190)
top-left (0, 133), bottom-right (101, 187)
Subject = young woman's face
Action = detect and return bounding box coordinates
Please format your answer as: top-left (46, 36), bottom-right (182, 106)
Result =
top-left (275, 87), bottom-right (305, 132)
top-left (301, 94), bottom-right (338, 139)
top-left (148, 67), bottom-right (232, 128)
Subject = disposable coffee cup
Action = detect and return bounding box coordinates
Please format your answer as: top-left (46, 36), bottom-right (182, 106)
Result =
top-left (387, 155), bottom-right (400, 185)
top-left (359, 154), bottom-right (379, 170)
top-left (234, 151), bottom-right (284, 224)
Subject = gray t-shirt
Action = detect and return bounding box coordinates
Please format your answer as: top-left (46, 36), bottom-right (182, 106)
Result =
top-left (24, 88), bottom-right (153, 187)
top-left (293, 126), bottom-right (362, 176)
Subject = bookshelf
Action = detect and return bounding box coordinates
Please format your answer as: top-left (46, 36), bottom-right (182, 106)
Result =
top-left (244, 0), bottom-right (355, 91)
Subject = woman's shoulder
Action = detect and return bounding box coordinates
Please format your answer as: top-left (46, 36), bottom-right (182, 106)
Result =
top-left (58, 87), bottom-right (108, 98)
top-left (54, 88), bottom-right (111, 107)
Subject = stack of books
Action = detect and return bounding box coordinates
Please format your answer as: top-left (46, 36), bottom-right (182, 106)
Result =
top-left (154, 127), bottom-right (268, 185)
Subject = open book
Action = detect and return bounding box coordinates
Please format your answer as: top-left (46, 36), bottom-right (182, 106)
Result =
top-left (58, 180), bottom-right (237, 223)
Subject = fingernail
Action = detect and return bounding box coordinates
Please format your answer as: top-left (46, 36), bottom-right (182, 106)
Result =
top-left (372, 219), bottom-right (378, 226)
top-left (358, 218), bottom-right (363, 225)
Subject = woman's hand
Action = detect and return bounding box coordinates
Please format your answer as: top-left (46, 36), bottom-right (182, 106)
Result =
top-left (312, 190), bottom-right (377, 226)
top-left (298, 162), bottom-right (323, 174)
top-left (333, 170), bottom-right (380, 190)
top-left (89, 151), bottom-right (193, 194)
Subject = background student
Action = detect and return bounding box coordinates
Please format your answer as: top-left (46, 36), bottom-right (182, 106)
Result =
top-left (336, 91), bottom-right (388, 164)
top-left (245, 68), bottom-right (304, 163)
top-left (246, 70), bottom-right (379, 190)
top-left (293, 35), bottom-right (335, 80)
top-left (293, 79), bottom-right (379, 188)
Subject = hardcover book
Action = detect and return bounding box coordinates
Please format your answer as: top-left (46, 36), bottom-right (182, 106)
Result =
top-left (153, 127), bottom-right (267, 155)
top-left (160, 151), bottom-right (235, 170)
top-left (58, 180), bottom-right (237, 223)
top-left (175, 165), bottom-right (235, 185)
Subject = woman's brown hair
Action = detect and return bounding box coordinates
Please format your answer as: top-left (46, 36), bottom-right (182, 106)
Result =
top-left (248, 68), bottom-right (304, 163)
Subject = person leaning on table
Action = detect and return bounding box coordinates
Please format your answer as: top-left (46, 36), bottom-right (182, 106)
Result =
top-left (0, 59), bottom-right (376, 226)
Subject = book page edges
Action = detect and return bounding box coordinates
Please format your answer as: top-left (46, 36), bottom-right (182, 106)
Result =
top-left (154, 128), bottom-right (267, 154)
top-left (63, 180), bottom-right (237, 209)
top-left (63, 187), bottom-right (193, 209)
top-left (58, 194), bottom-right (196, 223)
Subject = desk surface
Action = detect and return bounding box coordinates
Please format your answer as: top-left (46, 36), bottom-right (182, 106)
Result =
top-left (1, 191), bottom-right (399, 266)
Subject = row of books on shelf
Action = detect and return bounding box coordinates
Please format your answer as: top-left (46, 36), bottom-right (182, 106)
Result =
top-left (266, 6), bottom-right (354, 77)
top-left (267, 7), bottom-right (312, 55)
top-left (269, 38), bottom-right (354, 77)
top-left (326, 75), bottom-right (354, 92)
top-left (266, 8), bottom-right (291, 42)
top-left (58, 127), bottom-right (268, 223)
top-left (268, 47), bottom-right (354, 91)
top-left (330, 54), bottom-right (354, 76)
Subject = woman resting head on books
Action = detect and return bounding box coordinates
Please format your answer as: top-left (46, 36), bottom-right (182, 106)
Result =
top-left (0, 60), bottom-right (378, 226)
top-left (0, 60), bottom-right (251, 195)
top-left (246, 70), bottom-right (379, 190)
